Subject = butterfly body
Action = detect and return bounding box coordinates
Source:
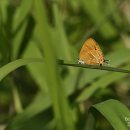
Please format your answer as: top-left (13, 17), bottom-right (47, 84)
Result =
top-left (78, 38), bottom-right (104, 65)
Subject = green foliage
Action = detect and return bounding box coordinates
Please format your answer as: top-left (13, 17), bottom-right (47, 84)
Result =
top-left (86, 99), bottom-right (130, 130)
top-left (0, 0), bottom-right (130, 130)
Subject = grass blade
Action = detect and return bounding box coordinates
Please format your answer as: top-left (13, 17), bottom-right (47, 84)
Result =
top-left (58, 59), bottom-right (130, 74)
top-left (92, 99), bottom-right (130, 130)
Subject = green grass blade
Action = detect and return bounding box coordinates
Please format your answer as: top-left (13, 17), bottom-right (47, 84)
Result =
top-left (34, 0), bottom-right (75, 130)
top-left (12, 0), bottom-right (33, 59)
top-left (58, 59), bottom-right (130, 74)
top-left (12, 0), bottom-right (33, 31)
top-left (5, 92), bottom-right (52, 130)
top-left (76, 62), bottom-right (130, 102)
top-left (52, 2), bottom-right (73, 60)
top-left (92, 99), bottom-right (130, 130)
top-left (0, 58), bottom-right (43, 81)
top-left (22, 40), bottom-right (49, 93)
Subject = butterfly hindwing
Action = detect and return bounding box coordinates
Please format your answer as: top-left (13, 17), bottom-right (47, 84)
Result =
top-left (79, 38), bottom-right (104, 65)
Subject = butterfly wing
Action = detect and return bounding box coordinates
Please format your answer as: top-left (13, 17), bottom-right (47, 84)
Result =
top-left (79, 38), bottom-right (104, 65)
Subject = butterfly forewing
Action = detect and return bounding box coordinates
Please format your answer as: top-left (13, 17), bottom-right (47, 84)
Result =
top-left (79, 38), bottom-right (104, 65)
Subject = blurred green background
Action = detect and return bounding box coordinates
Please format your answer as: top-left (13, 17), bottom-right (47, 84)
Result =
top-left (0, 0), bottom-right (130, 130)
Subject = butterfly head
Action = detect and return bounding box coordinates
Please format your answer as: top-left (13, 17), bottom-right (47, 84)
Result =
top-left (78, 59), bottom-right (85, 64)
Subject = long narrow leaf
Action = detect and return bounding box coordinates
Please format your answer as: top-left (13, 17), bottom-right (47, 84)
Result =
top-left (91, 99), bottom-right (130, 130)
top-left (58, 59), bottom-right (130, 74)
top-left (0, 58), bottom-right (43, 81)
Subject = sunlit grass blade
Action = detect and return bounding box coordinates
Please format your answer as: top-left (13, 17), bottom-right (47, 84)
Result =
top-left (90, 99), bottom-right (130, 130)
top-left (0, 58), bottom-right (43, 81)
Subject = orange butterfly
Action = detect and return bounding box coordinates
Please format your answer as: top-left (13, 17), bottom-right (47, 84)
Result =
top-left (78, 38), bottom-right (107, 66)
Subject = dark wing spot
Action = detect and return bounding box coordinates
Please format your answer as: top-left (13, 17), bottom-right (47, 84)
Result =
top-left (94, 46), bottom-right (97, 50)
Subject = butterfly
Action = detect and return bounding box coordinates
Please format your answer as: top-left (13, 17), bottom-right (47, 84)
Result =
top-left (78, 38), bottom-right (108, 66)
